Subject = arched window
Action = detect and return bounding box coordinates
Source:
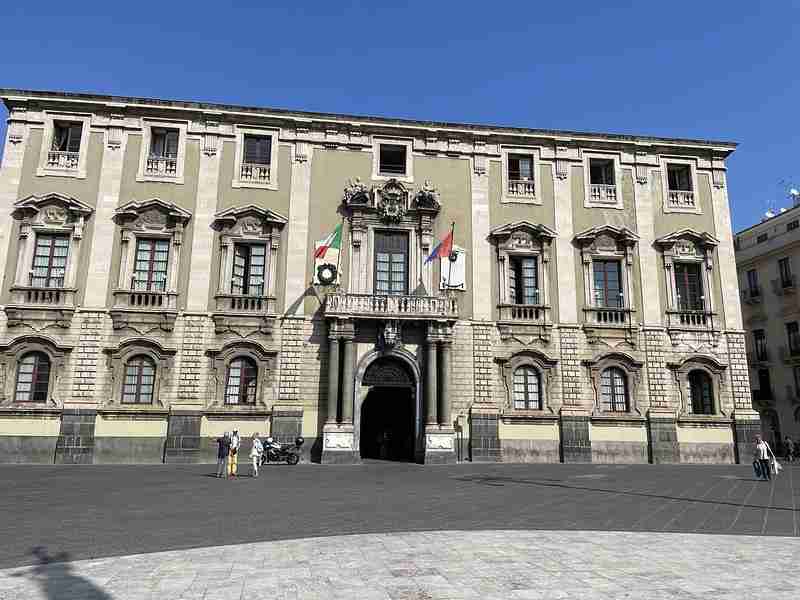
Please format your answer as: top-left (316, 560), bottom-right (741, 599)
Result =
top-left (688, 370), bottom-right (714, 414)
top-left (15, 352), bottom-right (51, 403)
top-left (122, 355), bottom-right (156, 404)
top-left (225, 357), bottom-right (257, 405)
top-left (600, 367), bottom-right (628, 412)
top-left (513, 366), bottom-right (541, 410)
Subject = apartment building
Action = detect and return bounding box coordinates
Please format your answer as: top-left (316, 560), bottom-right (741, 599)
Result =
top-left (0, 89), bottom-right (754, 464)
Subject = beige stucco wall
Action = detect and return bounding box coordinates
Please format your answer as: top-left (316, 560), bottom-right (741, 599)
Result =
top-left (94, 415), bottom-right (168, 437)
top-left (200, 417), bottom-right (271, 438)
top-left (676, 425), bottom-right (733, 444)
top-left (498, 420), bottom-right (559, 440)
top-left (0, 416), bottom-right (61, 436)
top-left (590, 423), bottom-right (648, 442)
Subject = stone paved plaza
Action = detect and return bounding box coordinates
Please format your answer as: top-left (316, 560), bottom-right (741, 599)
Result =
top-left (0, 463), bottom-right (798, 599)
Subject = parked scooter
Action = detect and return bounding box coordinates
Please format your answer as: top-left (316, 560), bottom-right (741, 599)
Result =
top-left (260, 436), bottom-right (304, 466)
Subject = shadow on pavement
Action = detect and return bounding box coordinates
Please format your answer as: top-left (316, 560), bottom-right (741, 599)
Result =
top-left (12, 547), bottom-right (111, 600)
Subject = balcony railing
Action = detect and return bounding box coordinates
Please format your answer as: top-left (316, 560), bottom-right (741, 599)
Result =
top-left (507, 179), bottom-right (536, 197)
top-left (666, 308), bottom-right (714, 329)
top-left (325, 293), bottom-right (458, 319)
top-left (240, 162), bottom-right (271, 183)
top-left (498, 304), bottom-right (549, 323)
top-left (113, 287), bottom-right (178, 310)
top-left (667, 190), bottom-right (696, 209)
top-left (9, 285), bottom-right (76, 307)
top-left (145, 156), bottom-right (178, 177)
top-left (585, 306), bottom-right (631, 326)
top-left (214, 294), bottom-right (276, 314)
top-left (46, 151), bottom-right (79, 170)
top-left (589, 184), bottom-right (617, 204)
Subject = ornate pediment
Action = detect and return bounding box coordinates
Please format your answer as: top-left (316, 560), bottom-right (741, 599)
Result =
top-left (574, 225), bottom-right (639, 253)
top-left (341, 177), bottom-right (442, 224)
top-left (210, 205), bottom-right (287, 237)
top-left (489, 221), bottom-right (557, 252)
top-left (655, 229), bottom-right (719, 250)
top-left (13, 193), bottom-right (94, 237)
top-left (113, 198), bottom-right (192, 233)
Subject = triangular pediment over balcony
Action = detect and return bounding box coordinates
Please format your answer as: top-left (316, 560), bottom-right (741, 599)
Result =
top-left (210, 204), bottom-right (288, 235)
top-left (13, 193), bottom-right (94, 221)
top-left (113, 198), bottom-right (192, 229)
top-left (489, 221), bottom-right (557, 242)
top-left (654, 229), bottom-right (719, 249)
top-left (574, 225), bottom-right (639, 246)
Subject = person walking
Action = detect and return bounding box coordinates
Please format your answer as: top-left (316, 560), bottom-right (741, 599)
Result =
top-left (754, 434), bottom-right (775, 481)
top-left (216, 432), bottom-right (230, 478)
top-left (250, 433), bottom-right (263, 478)
top-left (228, 430), bottom-right (240, 478)
top-left (784, 436), bottom-right (794, 463)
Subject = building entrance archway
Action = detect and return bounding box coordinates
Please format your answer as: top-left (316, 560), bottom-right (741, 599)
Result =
top-left (356, 353), bottom-right (420, 462)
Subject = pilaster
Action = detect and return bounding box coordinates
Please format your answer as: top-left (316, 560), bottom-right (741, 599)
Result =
top-left (710, 170), bottom-right (743, 329)
top-left (554, 151), bottom-right (577, 323)
top-left (285, 143), bottom-right (313, 314)
top-left (470, 158), bottom-right (491, 319)
top-left (0, 110), bottom-right (29, 296)
top-left (632, 154), bottom-right (662, 325)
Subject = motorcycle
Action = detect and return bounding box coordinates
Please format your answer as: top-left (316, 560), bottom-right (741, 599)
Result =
top-left (260, 436), bottom-right (304, 466)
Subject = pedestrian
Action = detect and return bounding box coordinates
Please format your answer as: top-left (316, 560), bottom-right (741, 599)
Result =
top-left (228, 430), bottom-right (240, 478)
top-left (784, 436), bottom-right (794, 462)
top-left (753, 434), bottom-right (775, 481)
top-left (216, 432), bottom-right (230, 478)
top-left (250, 432), bottom-right (263, 478)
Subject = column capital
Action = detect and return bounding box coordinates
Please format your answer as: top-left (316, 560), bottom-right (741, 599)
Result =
top-left (427, 320), bottom-right (453, 343)
top-left (329, 318), bottom-right (355, 341)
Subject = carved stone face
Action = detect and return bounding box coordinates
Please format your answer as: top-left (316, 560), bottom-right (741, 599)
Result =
top-left (42, 205), bottom-right (67, 224)
top-left (240, 217), bottom-right (261, 235)
top-left (139, 209), bottom-right (167, 229)
top-left (675, 240), bottom-right (697, 256)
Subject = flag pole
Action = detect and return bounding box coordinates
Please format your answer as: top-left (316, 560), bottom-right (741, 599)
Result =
top-left (446, 221), bottom-right (456, 290)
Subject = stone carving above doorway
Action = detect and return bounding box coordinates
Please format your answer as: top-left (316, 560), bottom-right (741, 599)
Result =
top-left (362, 357), bottom-right (413, 388)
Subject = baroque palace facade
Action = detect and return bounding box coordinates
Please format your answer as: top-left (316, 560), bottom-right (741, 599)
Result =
top-left (0, 89), bottom-right (755, 464)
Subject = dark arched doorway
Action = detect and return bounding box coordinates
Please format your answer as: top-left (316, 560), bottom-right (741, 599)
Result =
top-left (359, 357), bottom-right (415, 461)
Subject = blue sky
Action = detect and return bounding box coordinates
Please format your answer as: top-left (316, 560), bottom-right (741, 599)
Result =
top-left (1, 0), bottom-right (798, 232)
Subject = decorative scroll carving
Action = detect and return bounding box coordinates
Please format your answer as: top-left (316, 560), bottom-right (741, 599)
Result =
top-left (377, 320), bottom-right (402, 349)
top-left (375, 179), bottom-right (409, 223)
top-left (362, 357), bottom-right (413, 387)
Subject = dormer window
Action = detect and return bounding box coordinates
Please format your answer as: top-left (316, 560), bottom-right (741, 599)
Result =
top-left (47, 122), bottom-right (82, 170)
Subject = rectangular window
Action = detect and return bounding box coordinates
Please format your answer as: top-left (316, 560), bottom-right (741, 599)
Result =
top-left (243, 134), bottom-right (271, 165)
top-left (51, 122), bottom-right (82, 153)
top-left (509, 257), bottom-right (539, 305)
top-left (589, 158), bottom-right (615, 185)
top-left (231, 243), bottom-right (266, 296)
top-left (667, 164), bottom-right (692, 191)
top-left (374, 231), bottom-right (408, 295)
top-left (779, 257), bottom-right (793, 288)
top-left (753, 329), bottom-right (768, 362)
top-left (757, 369), bottom-right (772, 400)
top-left (757, 233), bottom-right (768, 243)
top-left (378, 144), bottom-right (407, 175)
top-left (674, 263), bottom-right (703, 311)
top-left (132, 239), bottom-right (169, 292)
top-left (788, 322), bottom-right (800, 355)
top-left (788, 220), bottom-right (799, 232)
top-left (593, 260), bottom-right (623, 308)
top-left (508, 154), bottom-right (534, 182)
top-left (31, 234), bottom-right (69, 288)
top-left (149, 127), bottom-right (179, 158)
top-left (746, 269), bottom-right (760, 296)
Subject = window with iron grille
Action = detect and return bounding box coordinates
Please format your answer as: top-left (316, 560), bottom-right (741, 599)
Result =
top-left (788, 220), bottom-right (799, 232)
top-left (378, 144), bottom-right (407, 175)
top-left (122, 355), bottom-right (156, 404)
top-left (779, 257), bottom-right (793, 288)
top-left (231, 244), bottom-right (266, 296)
top-left (243, 134), bottom-right (271, 165)
top-left (133, 238), bottom-right (169, 291)
top-left (674, 263), bottom-right (703, 311)
top-left (593, 260), bottom-right (623, 308)
top-left (667, 164), bottom-right (692, 191)
top-left (600, 367), bottom-right (628, 412)
top-left (512, 366), bottom-right (541, 410)
top-left (508, 154), bottom-right (534, 182)
top-left (508, 256), bottom-right (539, 305)
top-left (31, 234), bottom-right (69, 288)
top-left (224, 357), bottom-right (257, 405)
top-left (589, 158), bottom-right (615, 185)
top-left (374, 231), bottom-right (408, 295)
top-left (746, 269), bottom-right (760, 296)
top-left (15, 352), bottom-right (50, 403)
top-left (688, 370), bottom-right (714, 414)
top-left (149, 127), bottom-right (179, 158)
top-left (787, 322), bottom-right (800, 355)
top-left (753, 329), bottom-right (768, 362)
top-left (51, 122), bottom-right (82, 153)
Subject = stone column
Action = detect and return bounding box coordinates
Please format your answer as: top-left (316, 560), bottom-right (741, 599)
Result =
top-left (340, 337), bottom-right (355, 424)
top-left (439, 341), bottom-right (452, 427)
top-left (425, 341), bottom-right (438, 425)
top-left (326, 337), bottom-right (340, 424)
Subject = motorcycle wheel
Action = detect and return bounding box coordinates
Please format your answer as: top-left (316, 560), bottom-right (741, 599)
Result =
top-left (286, 453), bottom-right (299, 465)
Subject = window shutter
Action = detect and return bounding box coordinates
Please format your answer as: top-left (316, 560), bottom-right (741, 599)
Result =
top-left (67, 124), bottom-right (82, 153)
top-left (165, 130), bottom-right (179, 158)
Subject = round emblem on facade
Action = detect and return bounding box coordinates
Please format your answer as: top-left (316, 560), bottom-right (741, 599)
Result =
top-left (317, 263), bottom-right (338, 285)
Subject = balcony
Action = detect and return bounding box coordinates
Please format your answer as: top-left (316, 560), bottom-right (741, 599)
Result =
top-left (666, 308), bottom-right (715, 329)
top-left (584, 306), bottom-right (632, 326)
top-left (110, 286), bottom-right (179, 331)
top-left (46, 150), bottom-right (79, 170)
top-left (498, 303), bottom-right (549, 324)
top-left (667, 190), bottom-right (696, 210)
top-left (145, 156), bottom-right (178, 177)
top-left (507, 180), bottom-right (536, 197)
top-left (240, 163), bottom-right (271, 184)
top-left (214, 294), bottom-right (276, 314)
top-left (324, 293), bottom-right (458, 320)
top-left (589, 184), bottom-right (617, 205)
top-left (212, 294), bottom-right (278, 335)
top-left (4, 282), bottom-right (77, 328)
top-left (771, 276), bottom-right (797, 296)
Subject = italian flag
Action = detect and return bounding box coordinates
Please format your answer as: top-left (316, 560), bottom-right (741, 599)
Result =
top-left (314, 223), bottom-right (342, 259)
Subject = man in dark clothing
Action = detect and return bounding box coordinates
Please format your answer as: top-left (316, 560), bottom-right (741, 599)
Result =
top-left (216, 433), bottom-right (230, 478)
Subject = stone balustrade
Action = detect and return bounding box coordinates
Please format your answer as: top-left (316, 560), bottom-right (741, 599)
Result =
top-left (667, 190), bottom-right (695, 209)
top-left (507, 179), bottom-right (536, 197)
top-left (589, 184), bottom-right (617, 204)
top-left (46, 150), bottom-right (79, 170)
top-left (584, 306), bottom-right (631, 326)
top-left (497, 303), bottom-right (549, 323)
top-left (214, 294), bottom-right (277, 314)
top-left (145, 156), bottom-right (178, 177)
top-left (666, 309), bottom-right (714, 329)
top-left (325, 292), bottom-right (458, 319)
top-left (240, 162), bottom-right (271, 183)
top-left (113, 289), bottom-right (178, 310)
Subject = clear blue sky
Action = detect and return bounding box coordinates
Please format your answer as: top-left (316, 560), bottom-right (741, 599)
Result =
top-left (1, 1), bottom-right (797, 232)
